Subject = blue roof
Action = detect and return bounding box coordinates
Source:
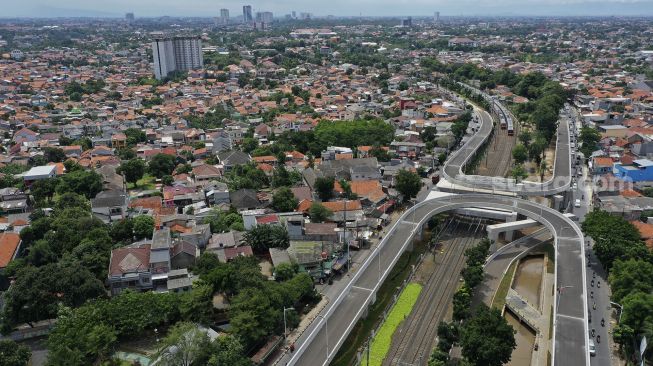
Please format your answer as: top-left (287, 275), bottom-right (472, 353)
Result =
top-left (633, 159), bottom-right (653, 167)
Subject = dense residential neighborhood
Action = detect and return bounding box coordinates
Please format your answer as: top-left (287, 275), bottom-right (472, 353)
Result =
top-left (0, 9), bottom-right (652, 366)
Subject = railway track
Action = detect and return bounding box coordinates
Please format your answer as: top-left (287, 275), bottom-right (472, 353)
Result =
top-left (383, 218), bottom-right (487, 366)
top-left (480, 111), bottom-right (518, 178)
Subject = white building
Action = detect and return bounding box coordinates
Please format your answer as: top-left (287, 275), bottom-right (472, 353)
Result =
top-left (152, 36), bottom-right (204, 80)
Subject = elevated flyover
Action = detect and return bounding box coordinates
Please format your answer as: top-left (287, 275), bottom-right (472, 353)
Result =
top-left (284, 194), bottom-right (589, 366)
top-left (441, 85), bottom-right (572, 196)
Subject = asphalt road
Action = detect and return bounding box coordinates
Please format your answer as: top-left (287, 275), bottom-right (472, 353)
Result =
top-left (283, 194), bottom-right (589, 366)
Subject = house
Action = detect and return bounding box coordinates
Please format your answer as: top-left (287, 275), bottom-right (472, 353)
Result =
top-left (230, 189), bottom-right (264, 211)
top-left (150, 227), bottom-right (172, 277)
top-left (91, 190), bottom-right (128, 224)
top-left (591, 157), bottom-right (614, 175)
top-left (192, 164), bottom-right (222, 185)
top-left (613, 159), bottom-right (653, 182)
top-left (23, 165), bottom-right (56, 184)
top-left (171, 241), bottom-right (198, 270)
top-left (166, 268), bottom-right (193, 293)
top-left (179, 224), bottom-right (212, 248)
top-left (206, 231), bottom-right (244, 253)
top-left (107, 245), bottom-right (152, 296)
top-left (218, 150), bottom-right (251, 171)
top-left (448, 37), bottom-right (478, 47)
top-left (215, 245), bottom-right (254, 263)
top-left (0, 232), bottom-right (21, 270)
top-left (205, 182), bottom-right (230, 205)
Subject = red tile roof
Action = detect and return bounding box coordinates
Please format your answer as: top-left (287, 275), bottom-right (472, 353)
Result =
top-left (0, 232), bottom-right (20, 268)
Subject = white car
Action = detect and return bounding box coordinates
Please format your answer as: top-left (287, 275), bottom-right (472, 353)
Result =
top-left (575, 199), bottom-right (581, 208)
top-left (589, 339), bottom-right (596, 356)
top-left (573, 182), bottom-right (578, 190)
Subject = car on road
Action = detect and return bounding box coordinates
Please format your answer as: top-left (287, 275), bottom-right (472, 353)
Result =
top-left (573, 182), bottom-right (578, 190)
top-left (575, 199), bottom-right (581, 208)
top-left (589, 339), bottom-right (596, 356)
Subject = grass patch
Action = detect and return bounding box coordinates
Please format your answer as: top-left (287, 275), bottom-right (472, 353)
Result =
top-left (127, 174), bottom-right (156, 190)
top-left (360, 283), bottom-right (423, 366)
top-left (330, 239), bottom-right (429, 366)
top-left (492, 261), bottom-right (517, 310)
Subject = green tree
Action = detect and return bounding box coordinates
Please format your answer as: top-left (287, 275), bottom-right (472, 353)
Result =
top-left (395, 169), bottom-right (421, 202)
top-left (154, 322), bottom-right (212, 366)
top-left (309, 202), bottom-right (332, 223)
top-left (1, 262), bottom-right (105, 331)
top-left (271, 187), bottom-right (298, 212)
top-left (133, 215), bottom-right (155, 240)
top-left (117, 148), bottom-right (136, 160)
top-left (243, 225), bottom-right (290, 254)
top-left (609, 259), bottom-right (653, 303)
top-left (314, 176), bottom-right (335, 201)
top-left (43, 147), bottom-right (66, 163)
top-left (30, 178), bottom-right (59, 205)
top-left (110, 218), bottom-right (134, 243)
top-left (274, 262), bottom-right (299, 281)
top-left (179, 283), bottom-right (214, 324)
top-left (512, 144), bottom-right (528, 164)
top-left (510, 164), bottom-right (528, 182)
top-left (460, 304), bottom-right (516, 366)
top-left (56, 169), bottom-right (103, 199)
top-left (0, 339), bottom-right (31, 366)
top-left (579, 126), bottom-right (601, 158)
top-left (518, 131), bottom-right (532, 147)
top-left (117, 158), bottom-right (145, 187)
top-left (148, 153), bottom-right (176, 178)
top-left (581, 210), bottom-right (647, 269)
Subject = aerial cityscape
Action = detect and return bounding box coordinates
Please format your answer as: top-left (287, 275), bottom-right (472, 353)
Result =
top-left (0, 2), bottom-right (651, 366)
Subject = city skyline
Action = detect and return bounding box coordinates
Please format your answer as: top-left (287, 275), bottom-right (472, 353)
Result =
top-left (4, 0), bottom-right (653, 18)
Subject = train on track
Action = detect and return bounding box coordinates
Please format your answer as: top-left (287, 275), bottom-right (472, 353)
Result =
top-left (494, 99), bottom-right (514, 135)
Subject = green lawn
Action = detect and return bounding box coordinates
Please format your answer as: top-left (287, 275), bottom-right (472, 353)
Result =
top-left (361, 283), bottom-right (423, 366)
top-left (492, 261), bottom-right (517, 310)
top-left (331, 236), bottom-right (430, 366)
top-left (127, 174), bottom-right (156, 190)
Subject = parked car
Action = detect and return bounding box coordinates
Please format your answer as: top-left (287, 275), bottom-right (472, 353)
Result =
top-left (589, 339), bottom-right (596, 356)
top-left (575, 199), bottom-right (581, 208)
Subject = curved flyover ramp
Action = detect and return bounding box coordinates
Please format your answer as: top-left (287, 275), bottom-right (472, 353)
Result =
top-left (284, 194), bottom-right (589, 366)
top-left (442, 92), bottom-right (572, 196)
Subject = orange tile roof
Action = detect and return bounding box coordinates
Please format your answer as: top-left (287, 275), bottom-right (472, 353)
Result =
top-left (621, 189), bottom-right (642, 198)
top-left (593, 157), bottom-right (613, 167)
top-left (631, 220), bottom-right (653, 239)
top-left (0, 232), bottom-right (20, 268)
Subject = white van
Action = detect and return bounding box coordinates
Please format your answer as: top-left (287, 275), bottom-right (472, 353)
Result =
top-left (589, 339), bottom-right (596, 356)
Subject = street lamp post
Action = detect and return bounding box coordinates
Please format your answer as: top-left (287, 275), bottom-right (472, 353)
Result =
top-left (316, 314), bottom-right (329, 360)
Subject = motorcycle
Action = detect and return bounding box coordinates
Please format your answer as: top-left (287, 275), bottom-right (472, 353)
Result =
top-left (597, 335), bottom-right (601, 343)
top-left (597, 281), bottom-right (601, 288)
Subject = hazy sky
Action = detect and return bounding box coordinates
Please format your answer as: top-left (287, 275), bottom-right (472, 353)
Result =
top-left (4, 0), bottom-right (653, 17)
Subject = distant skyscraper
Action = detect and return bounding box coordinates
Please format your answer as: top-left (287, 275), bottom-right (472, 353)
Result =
top-left (256, 11), bottom-right (273, 24)
top-left (152, 36), bottom-right (203, 80)
top-left (434, 12), bottom-right (440, 23)
top-left (292, 11), bottom-right (296, 19)
top-left (220, 8), bottom-right (229, 24)
top-left (243, 5), bottom-right (253, 23)
top-left (125, 12), bottom-right (135, 22)
top-left (401, 17), bottom-right (412, 27)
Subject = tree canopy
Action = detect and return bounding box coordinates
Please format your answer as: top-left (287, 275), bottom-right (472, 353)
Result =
top-left (459, 304), bottom-right (516, 366)
top-left (395, 169), bottom-right (421, 201)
